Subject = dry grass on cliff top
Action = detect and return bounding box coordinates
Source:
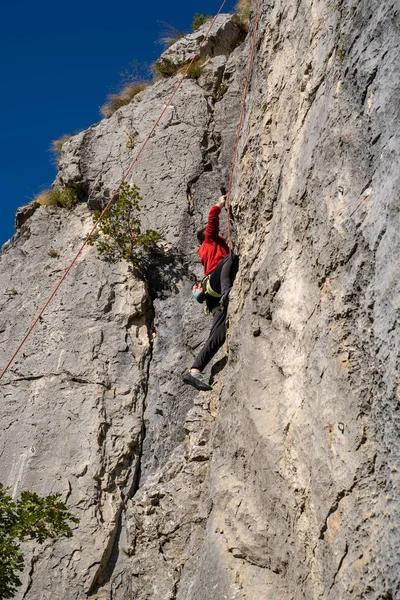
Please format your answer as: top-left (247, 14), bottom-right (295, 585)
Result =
top-left (234, 0), bottom-right (251, 29)
top-left (100, 81), bottom-right (149, 118)
top-left (35, 188), bottom-right (78, 209)
top-left (50, 134), bottom-right (72, 157)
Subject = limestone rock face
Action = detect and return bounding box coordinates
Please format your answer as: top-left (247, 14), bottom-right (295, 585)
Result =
top-left (155, 14), bottom-right (244, 68)
top-left (0, 2), bottom-right (399, 600)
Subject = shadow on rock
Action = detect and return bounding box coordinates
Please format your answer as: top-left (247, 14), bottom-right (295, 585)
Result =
top-left (140, 248), bottom-right (190, 300)
top-left (210, 355), bottom-right (228, 385)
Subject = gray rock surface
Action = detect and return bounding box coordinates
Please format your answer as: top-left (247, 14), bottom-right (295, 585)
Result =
top-left (0, 2), bottom-right (399, 599)
top-left (155, 14), bottom-right (244, 68)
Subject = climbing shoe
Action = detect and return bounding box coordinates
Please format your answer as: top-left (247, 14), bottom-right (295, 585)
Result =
top-left (182, 370), bottom-right (212, 392)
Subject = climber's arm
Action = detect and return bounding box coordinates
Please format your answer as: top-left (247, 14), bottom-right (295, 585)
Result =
top-left (204, 196), bottom-right (226, 242)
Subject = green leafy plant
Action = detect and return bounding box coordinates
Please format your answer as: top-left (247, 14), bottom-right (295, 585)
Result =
top-left (261, 102), bottom-right (268, 114)
top-left (214, 82), bottom-right (228, 101)
top-left (153, 57), bottom-right (181, 78)
top-left (5, 289), bottom-right (18, 297)
top-left (0, 483), bottom-right (78, 599)
top-left (153, 56), bottom-right (206, 80)
top-left (336, 46), bottom-right (346, 63)
top-left (58, 188), bottom-right (78, 209)
top-left (182, 57), bottom-right (206, 80)
top-left (125, 119), bottom-right (138, 149)
top-left (192, 13), bottom-right (212, 31)
top-left (88, 182), bottom-right (162, 266)
top-left (35, 188), bottom-right (78, 209)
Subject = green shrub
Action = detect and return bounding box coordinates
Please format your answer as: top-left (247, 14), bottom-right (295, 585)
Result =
top-left (88, 182), bottom-right (162, 266)
top-left (101, 82), bottom-right (148, 118)
top-left (35, 187), bottom-right (78, 209)
top-left (153, 57), bottom-right (181, 78)
top-left (180, 57), bottom-right (206, 80)
top-left (58, 188), bottom-right (78, 209)
top-left (214, 82), bottom-right (228, 101)
top-left (0, 483), bottom-right (78, 600)
top-left (192, 13), bottom-right (212, 31)
top-left (336, 46), bottom-right (346, 63)
top-left (154, 57), bottom-right (206, 80)
top-left (126, 119), bottom-right (138, 149)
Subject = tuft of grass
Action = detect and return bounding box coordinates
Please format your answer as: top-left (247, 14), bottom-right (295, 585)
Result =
top-left (157, 22), bottom-right (185, 49)
top-left (178, 57), bottom-right (206, 80)
top-left (48, 248), bottom-right (60, 258)
top-left (233, 0), bottom-right (251, 33)
top-left (35, 190), bottom-right (60, 207)
top-left (214, 82), bottom-right (228, 101)
top-left (50, 134), bottom-right (72, 159)
top-left (336, 46), bottom-right (346, 63)
top-left (154, 57), bottom-right (206, 80)
top-left (5, 288), bottom-right (18, 296)
top-left (126, 119), bottom-right (138, 149)
top-left (153, 57), bottom-right (181, 78)
top-left (192, 13), bottom-right (212, 31)
top-left (35, 188), bottom-right (78, 209)
top-left (101, 82), bottom-right (148, 118)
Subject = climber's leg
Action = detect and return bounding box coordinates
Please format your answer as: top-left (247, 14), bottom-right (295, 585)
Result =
top-left (191, 308), bottom-right (226, 371)
top-left (183, 308), bottom-right (227, 391)
top-left (217, 253), bottom-right (239, 307)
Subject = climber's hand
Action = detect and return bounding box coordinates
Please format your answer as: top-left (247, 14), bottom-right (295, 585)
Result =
top-left (192, 282), bottom-right (203, 292)
top-left (217, 195), bottom-right (227, 208)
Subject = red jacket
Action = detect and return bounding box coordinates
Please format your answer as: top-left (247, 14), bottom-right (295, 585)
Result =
top-left (197, 205), bottom-right (229, 276)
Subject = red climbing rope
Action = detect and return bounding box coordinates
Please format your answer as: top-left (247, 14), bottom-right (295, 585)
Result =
top-left (0, 0), bottom-right (228, 382)
top-left (225, 0), bottom-right (263, 251)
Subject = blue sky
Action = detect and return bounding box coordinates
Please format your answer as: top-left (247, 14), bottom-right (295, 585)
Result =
top-left (0, 0), bottom-right (237, 247)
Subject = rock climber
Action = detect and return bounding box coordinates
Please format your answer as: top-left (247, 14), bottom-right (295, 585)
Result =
top-left (183, 195), bottom-right (239, 391)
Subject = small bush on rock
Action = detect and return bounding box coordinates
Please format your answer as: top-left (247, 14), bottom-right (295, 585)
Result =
top-left (336, 46), bottom-right (346, 63)
top-left (0, 483), bottom-right (78, 600)
top-left (88, 182), bottom-right (162, 266)
top-left (178, 57), bottom-right (206, 80)
top-left (214, 82), bottom-right (228, 101)
top-left (154, 57), bottom-right (206, 80)
top-left (153, 57), bottom-right (181, 78)
top-left (192, 13), bottom-right (212, 31)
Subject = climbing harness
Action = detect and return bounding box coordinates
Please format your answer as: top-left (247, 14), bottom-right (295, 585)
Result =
top-left (0, 0), bottom-right (262, 381)
top-left (202, 274), bottom-right (222, 299)
top-left (202, 275), bottom-right (223, 315)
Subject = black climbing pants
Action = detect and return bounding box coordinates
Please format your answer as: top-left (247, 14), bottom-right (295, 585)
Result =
top-left (191, 307), bottom-right (227, 372)
top-left (209, 252), bottom-right (239, 296)
top-left (192, 253), bottom-right (239, 373)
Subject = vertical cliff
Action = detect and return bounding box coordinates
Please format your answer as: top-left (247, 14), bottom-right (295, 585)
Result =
top-left (0, 2), bottom-right (399, 599)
